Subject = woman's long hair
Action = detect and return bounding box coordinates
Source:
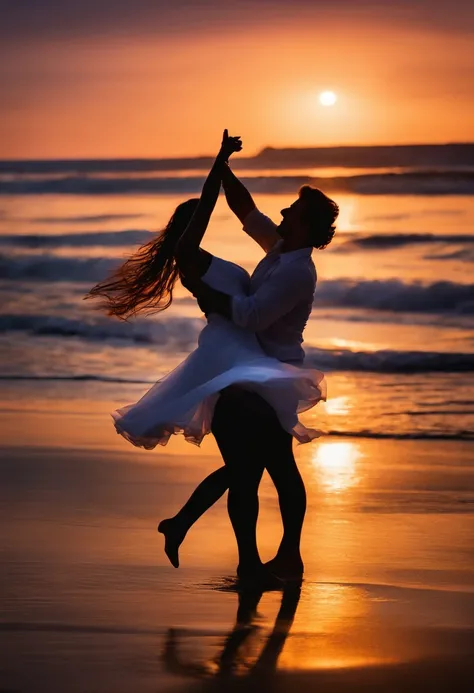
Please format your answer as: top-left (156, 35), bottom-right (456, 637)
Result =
top-left (84, 199), bottom-right (199, 319)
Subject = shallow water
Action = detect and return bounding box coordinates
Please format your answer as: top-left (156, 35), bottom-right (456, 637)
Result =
top-left (1, 162), bottom-right (474, 691)
top-left (1, 423), bottom-right (473, 692)
top-left (1, 176), bottom-right (474, 439)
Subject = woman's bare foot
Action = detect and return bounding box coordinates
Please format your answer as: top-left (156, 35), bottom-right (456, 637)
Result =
top-left (264, 553), bottom-right (304, 582)
top-left (157, 518), bottom-right (186, 568)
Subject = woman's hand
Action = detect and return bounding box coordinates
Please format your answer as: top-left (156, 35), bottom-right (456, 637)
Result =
top-left (219, 129), bottom-right (242, 161)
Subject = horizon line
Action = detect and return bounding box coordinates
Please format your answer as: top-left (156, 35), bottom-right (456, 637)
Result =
top-left (1, 141), bottom-right (473, 164)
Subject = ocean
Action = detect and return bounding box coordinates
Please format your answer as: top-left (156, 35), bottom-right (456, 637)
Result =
top-left (1, 145), bottom-right (473, 442)
top-left (1, 145), bottom-right (474, 692)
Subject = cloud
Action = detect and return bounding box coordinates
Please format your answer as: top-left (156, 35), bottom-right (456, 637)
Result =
top-left (1, 0), bottom-right (473, 44)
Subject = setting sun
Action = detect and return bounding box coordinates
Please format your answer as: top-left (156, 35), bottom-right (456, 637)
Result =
top-left (319, 90), bottom-right (338, 107)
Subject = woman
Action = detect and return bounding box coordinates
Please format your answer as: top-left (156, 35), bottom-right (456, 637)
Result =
top-left (86, 131), bottom-right (326, 567)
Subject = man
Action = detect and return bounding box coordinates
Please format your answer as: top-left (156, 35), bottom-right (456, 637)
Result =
top-left (160, 143), bottom-right (339, 584)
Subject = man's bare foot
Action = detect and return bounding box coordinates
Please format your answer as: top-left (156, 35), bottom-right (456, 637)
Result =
top-left (264, 554), bottom-right (304, 582)
top-left (236, 563), bottom-right (284, 591)
top-left (157, 519), bottom-right (185, 568)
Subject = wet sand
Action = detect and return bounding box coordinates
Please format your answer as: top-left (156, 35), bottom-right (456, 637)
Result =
top-left (1, 400), bottom-right (474, 692)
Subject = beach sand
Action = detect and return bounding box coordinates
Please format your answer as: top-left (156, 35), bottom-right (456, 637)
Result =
top-left (1, 393), bottom-right (474, 692)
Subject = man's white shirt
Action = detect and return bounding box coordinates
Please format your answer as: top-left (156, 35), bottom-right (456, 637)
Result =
top-left (232, 208), bottom-right (316, 365)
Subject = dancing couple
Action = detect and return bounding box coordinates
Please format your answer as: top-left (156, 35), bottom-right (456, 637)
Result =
top-left (87, 130), bottom-right (339, 585)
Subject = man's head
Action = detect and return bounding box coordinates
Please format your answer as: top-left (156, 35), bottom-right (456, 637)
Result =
top-left (279, 186), bottom-right (339, 249)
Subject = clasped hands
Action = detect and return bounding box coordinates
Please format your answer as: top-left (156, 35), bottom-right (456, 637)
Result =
top-left (219, 128), bottom-right (242, 161)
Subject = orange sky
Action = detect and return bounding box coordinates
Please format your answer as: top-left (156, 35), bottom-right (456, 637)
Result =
top-left (1, 4), bottom-right (474, 158)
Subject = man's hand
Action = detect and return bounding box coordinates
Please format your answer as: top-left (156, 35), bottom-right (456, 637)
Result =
top-left (181, 274), bottom-right (232, 319)
top-left (180, 271), bottom-right (202, 297)
top-left (194, 284), bottom-right (215, 315)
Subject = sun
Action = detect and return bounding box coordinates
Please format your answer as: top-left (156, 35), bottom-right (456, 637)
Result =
top-left (319, 91), bottom-right (337, 107)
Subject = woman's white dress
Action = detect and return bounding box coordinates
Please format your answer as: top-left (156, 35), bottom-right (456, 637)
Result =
top-left (112, 255), bottom-right (326, 448)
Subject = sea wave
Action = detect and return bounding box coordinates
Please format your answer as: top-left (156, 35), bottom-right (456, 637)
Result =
top-left (2, 170), bottom-right (474, 196)
top-left (1, 313), bottom-right (473, 372)
top-left (0, 253), bottom-right (119, 282)
top-left (324, 430), bottom-right (474, 441)
top-left (0, 314), bottom-right (203, 349)
top-left (340, 233), bottom-right (474, 251)
top-left (304, 346), bottom-right (474, 373)
top-left (0, 230), bottom-right (155, 248)
top-left (1, 253), bottom-right (473, 315)
top-left (0, 400), bottom-right (470, 439)
top-left (313, 278), bottom-right (474, 314)
top-left (2, 230), bottom-right (473, 254)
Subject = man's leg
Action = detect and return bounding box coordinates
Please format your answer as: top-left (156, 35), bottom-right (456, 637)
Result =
top-left (225, 389), bottom-right (307, 579)
top-left (158, 466), bottom-right (229, 568)
top-left (211, 388), bottom-right (266, 576)
top-left (264, 423), bottom-right (306, 579)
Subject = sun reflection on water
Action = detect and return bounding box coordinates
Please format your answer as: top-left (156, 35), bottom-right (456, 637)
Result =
top-left (323, 396), bottom-right (350, 416)
top-left (279, 583), bottom-right (398, 671)
top-left (312, 441), bottom-right (361, 493)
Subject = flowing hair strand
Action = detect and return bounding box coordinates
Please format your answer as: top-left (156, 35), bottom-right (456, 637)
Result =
top-left (84, 199), bottom-right (199, 320)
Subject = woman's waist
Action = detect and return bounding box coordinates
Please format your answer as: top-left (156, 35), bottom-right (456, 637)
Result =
top-left (200, 314), bottom-right (260, 345)
top-left (201, 316), bottom-right (306, 364)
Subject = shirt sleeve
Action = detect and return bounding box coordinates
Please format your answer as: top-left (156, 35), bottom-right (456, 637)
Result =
top-left (242, 208), bottom-right (281, 253)
top-left (232, 263), bottom-right (315, 331)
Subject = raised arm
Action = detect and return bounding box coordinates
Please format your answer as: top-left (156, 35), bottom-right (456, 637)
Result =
top-left (221, 162), bottom-right (256, 223)
top-left (175, 131), bottom-right (242, 275)
top-left (222, 162), bottom-right (280, 253)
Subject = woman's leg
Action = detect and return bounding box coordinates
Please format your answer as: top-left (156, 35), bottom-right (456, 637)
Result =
top-left (159, 387), bottom-right (307, 578)
top-left (175, 466), bottom-right (229, 526)
top-left (158, 466), bottom-right (229, 568)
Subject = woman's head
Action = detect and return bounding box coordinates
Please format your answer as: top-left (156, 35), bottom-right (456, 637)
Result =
top-left (85, 198), bottom-right (199, 319)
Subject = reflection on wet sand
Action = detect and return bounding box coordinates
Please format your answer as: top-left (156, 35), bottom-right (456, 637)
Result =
top-left (2, 411), bottom-right (473, 693)
top-left (312, 441), bottom-right (361, 493)
top-left (160, 579), bottom-right (474, 693)
top-left (162, 584), bottom-right (301, 685)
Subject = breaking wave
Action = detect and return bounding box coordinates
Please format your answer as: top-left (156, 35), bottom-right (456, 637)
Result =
top-left (1, 313), bottom-right (473, 373)
top-left (313, 278), bottom-right (474, 314)
top-left (304, 346), bottom-right (474, 373)
top-left (0, 314), bottom-right (203, 350)
top-left (1, 253), bottom-right (473, 315)
top-left (340, 232), bottom-right (474, 251)
top-left (0, 230), bottom-right (155, 248)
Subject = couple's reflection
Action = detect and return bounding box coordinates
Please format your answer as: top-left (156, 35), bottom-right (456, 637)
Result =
top-left (162, 583), bottom-right (301, 685)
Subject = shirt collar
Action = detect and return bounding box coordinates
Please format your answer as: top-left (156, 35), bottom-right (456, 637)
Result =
top-left (274, 240), bottom-right (313, 264)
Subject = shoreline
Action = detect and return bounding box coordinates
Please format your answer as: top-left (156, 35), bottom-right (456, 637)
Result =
top-left (1, 396), bottom-right (473, 692)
